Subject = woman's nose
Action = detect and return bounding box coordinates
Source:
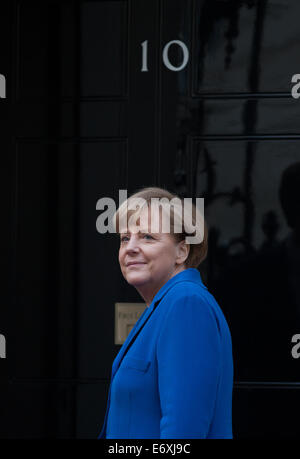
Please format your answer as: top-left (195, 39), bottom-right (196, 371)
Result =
top-left (125, 234), bottom-right (140, 252)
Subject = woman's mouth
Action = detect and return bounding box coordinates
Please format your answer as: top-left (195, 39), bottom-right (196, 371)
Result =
top-left (126, 262), bottom-right (146, 268)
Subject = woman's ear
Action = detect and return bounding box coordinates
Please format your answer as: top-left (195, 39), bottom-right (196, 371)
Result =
top-left (176, 240), bottom-right (190, 265)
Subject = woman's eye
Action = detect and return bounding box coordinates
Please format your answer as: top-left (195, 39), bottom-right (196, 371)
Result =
top-left (143, 234), bottom-right (153, 240)
top-left (120, 236), bottom-right (129, 242)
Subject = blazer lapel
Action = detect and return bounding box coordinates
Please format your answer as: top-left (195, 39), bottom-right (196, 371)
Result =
top-left (111, 270), bottom-right (205, 378)
top-left (111, 304), bottom-right (152, 378)
top-left (98, 306), bottom-right (152, 439)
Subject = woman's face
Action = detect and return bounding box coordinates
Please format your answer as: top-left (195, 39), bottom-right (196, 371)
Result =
top-left (118, 206), bottom-right (188, 304)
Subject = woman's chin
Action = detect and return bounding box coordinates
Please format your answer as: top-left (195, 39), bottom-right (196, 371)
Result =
top-left (125, 272), bottom-right (149, 287)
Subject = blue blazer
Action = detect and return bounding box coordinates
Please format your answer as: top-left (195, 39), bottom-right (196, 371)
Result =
top-left (98, 268), bottom-right (233, 439)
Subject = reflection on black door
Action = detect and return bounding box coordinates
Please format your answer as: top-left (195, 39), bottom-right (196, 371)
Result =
top-left (0, 0), bottom-right (300, 438)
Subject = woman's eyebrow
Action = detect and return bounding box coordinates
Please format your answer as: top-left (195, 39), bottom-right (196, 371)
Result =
top-left (119, 231), bottom-right (130, 236)
top-left (139, 228), bottom-right (152, 234)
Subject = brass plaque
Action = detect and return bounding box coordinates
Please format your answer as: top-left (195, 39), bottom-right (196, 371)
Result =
top-left (114, 302), bottom-right (147, 345)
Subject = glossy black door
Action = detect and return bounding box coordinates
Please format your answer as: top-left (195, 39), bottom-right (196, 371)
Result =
top-left (158, 0), bottom-right (300, 438)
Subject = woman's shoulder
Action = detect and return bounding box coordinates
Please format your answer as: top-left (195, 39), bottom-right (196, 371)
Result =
top-left (165, 277), bottom-right (209, 302)
top-left (162, 279), bottom-right (226, 327)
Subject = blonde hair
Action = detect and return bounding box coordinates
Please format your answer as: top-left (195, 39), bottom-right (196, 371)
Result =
top-left (113, 187), bottom-right (208, 268)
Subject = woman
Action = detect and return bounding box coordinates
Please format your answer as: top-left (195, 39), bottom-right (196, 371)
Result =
top-left (98, 187), bottom-right (233, 439)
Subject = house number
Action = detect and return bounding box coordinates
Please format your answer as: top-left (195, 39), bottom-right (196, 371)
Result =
top-left (141, 40), bottom-right (189, 72)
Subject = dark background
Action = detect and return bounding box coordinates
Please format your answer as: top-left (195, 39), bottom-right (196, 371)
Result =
top-left (0, 0), bottom-right (300, 438)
